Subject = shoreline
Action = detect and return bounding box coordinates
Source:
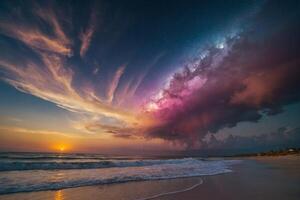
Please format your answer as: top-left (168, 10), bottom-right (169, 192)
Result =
top-left (136, 178), bottom-right (203, 200)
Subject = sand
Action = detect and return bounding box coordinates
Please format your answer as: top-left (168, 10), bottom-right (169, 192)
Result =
top-left (0, 155), bottom-right (299, 200)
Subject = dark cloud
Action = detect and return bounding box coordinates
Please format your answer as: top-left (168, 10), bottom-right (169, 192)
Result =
top-left (142, 0), bottom-right (300, 147)
top-left (203, 126), bottom-right (300, 151)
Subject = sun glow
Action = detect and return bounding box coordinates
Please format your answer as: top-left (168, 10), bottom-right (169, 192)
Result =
top-left (53, 144), bottom-right (69, 152)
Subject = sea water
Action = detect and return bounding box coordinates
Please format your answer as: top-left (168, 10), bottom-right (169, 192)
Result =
top-left (0, 152), bottom-right (240, 194)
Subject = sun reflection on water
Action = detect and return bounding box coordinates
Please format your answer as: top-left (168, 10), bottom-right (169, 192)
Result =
top-left (54, 190), bottom-right (64, 200)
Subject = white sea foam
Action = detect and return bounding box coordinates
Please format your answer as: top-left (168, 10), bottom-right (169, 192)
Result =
top-left (0, 157), bottom-right (237, 171)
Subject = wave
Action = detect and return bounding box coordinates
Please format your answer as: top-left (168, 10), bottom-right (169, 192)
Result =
top-left (0, 155), bottom-right (105, 160)
top-left (0, 158), bottom-right (206, 171)
top-left (0, 153), bottom-right (133, 160)
top-left (0, 158), bottom-right (241, 194)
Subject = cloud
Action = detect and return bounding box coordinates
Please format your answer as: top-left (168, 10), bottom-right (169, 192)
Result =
top-left (0, 5), bottom-right (72, 56)
top-left (141, 1), bottom-right (300, 147)
top-left (107, 64), bottom-right (126, 103)
top-left (0, 125), bottom-right (80, 138)
top-left (0, 55), bottom-right (139, 124)
top-left (115, 53), bottom-right (166, 107)
top-left (79, 11), bottom-right (97, 57)
top-left (0, 5), bottom-right (142, 132)
top-left (203, 126), bottom-right (300, 151)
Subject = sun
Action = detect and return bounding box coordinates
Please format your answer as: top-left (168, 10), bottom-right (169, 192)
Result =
top-left (59, 146), bottom-right (65, 152)
top-left (53, 144), bottom-right (68, 153)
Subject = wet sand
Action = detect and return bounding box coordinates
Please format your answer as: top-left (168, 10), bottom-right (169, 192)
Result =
top-left (0, 155), bottom-right (299, 200)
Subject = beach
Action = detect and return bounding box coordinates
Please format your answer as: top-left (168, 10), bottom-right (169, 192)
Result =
top-left (0, 155), bottom-right (299, 200)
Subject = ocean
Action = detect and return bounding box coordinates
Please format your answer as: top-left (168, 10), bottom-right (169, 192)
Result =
top-left (0, 152), bottom-right (240, 194)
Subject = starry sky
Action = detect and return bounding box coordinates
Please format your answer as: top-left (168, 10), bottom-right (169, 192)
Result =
top-left (0, 0), bottom-right (299, 155)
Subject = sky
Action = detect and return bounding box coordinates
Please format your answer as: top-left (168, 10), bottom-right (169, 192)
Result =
top-left (0, 0), bottom-right (300, 155)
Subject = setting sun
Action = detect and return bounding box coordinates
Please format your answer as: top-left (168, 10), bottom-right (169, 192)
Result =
top-left (53, 144), bottom-right (69, 153)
